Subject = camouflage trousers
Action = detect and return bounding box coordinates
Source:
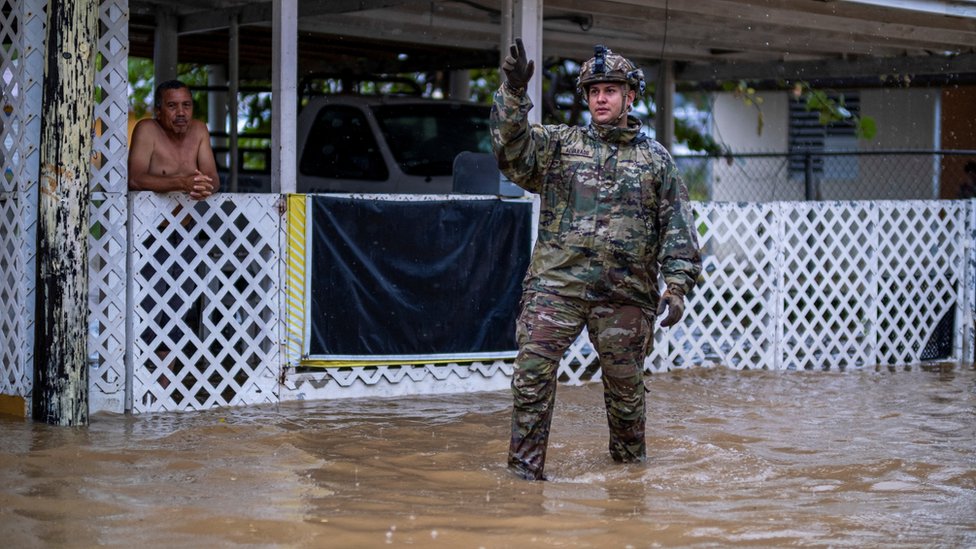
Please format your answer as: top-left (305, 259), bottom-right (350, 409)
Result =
top-left (509, 291), bottom-right (653, 480)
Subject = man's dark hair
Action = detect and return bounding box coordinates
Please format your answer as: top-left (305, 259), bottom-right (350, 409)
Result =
top-left (965, 161), bottom-right (976, 175)
top-left (153, 79), bottom-right (190, 110)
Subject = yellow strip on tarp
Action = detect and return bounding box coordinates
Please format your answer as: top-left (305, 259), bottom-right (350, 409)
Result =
top-left (284, 194), bottom-right (308, 364)
top-left (298, 357), bottom-right (474, 368)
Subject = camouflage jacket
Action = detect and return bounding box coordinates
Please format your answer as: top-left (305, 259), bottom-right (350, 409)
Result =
top-left (490, 85), bottom-right (702, 309)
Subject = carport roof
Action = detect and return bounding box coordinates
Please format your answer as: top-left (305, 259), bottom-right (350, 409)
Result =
top-left (129, 0), bottom-right (976, 85)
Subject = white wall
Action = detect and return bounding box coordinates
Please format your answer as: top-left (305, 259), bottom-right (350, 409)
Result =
top-left (708, 88), bottom-right (941, 201)
top-left (710, 92), bottom-right (798, 201)
top-left (854, 88), bottom-right (940, 199)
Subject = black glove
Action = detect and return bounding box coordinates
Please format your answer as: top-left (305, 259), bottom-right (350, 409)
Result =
top-left (656, 286), bottom-right (685, 328)
top-left (502, 38), bottom-right (535, 92)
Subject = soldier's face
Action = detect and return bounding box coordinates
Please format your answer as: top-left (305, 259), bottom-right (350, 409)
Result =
top-left (587, 83), bottom-right (634, 127)
top-left (155, 88), bottom-right (194, 135)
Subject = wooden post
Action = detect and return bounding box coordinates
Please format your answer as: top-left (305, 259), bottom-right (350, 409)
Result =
top-left (33, 0), bottom-right (98, 426)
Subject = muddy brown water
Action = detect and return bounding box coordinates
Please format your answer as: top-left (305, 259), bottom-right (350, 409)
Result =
top-left (2, 366), bottom-right (975, 548)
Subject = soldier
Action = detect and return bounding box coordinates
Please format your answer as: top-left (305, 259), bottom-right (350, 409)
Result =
top-left (490, 40), bottom-right (702, 480)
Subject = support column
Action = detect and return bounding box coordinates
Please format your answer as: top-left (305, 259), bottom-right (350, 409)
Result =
top-left (228, 14), bottom-right (240, 192)
top-left (207, 64), bottom-right (228, 175)
top-left (34, 0), bottom-right (98, 425)
top-left (153, 7), bottom-right (177, 85)
top-left (449, 69), bottom-right (470, 101)
top-left (513, 0), bottom-right (543, 125)
top-left (272, 0), bottom-right (298, 194)
top-left (654, 59), bottom-right (675, 151)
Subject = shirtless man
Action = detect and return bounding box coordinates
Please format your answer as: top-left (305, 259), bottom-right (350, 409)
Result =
top-left (128, 80), bottom-right (219, 199)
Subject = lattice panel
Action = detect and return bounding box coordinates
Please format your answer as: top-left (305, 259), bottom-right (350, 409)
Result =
top-left (875, 201), bottom-right (965, 365)
top-left (660, 201), bottom-right (779, 371)
top-left (92, 0), bottom-right (128, 195)
top-left (0, 0), bottom-right (44, 399)
top-left (779, 202), bottom-right (878, 370)
top-left (0, 190), bottom-right (25, 395)
top-left (282, 361), bottom-right (513, 401)
top-left (88, 192), bottom-right (128, 411)
top-left (554, 200), bottom-right (969, 377)
top-left (129, 193), bottom-right (281, 412)
top-left (87, 0), bottom-right (129, 412)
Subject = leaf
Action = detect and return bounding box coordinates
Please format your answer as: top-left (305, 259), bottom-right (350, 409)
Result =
top-left (856, 116), bottom-right (877, 140)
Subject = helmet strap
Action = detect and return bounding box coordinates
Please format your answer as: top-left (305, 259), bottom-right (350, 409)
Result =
top-left (611, 88), bottom-right (633, 126)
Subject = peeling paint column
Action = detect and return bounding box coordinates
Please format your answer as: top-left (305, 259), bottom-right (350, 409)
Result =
top-left (33, 0), bottom-right (97, 426)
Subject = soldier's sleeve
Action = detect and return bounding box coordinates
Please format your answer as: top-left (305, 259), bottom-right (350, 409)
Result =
top-left (489, 85), bottom-right (557, 194)
top-left (656, 152), bottom-right (703, 296)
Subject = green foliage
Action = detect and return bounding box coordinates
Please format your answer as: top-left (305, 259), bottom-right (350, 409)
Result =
top-left (127, 58), bottom-right (880, 161)
top-left (467, 68), bottom-right (501, 104)
top-left (793, 81), bottom-right (877, 139)
top-left (720, 79), bottom-right (878, 141)
top-left (128, 57), bottom-right (154, 118)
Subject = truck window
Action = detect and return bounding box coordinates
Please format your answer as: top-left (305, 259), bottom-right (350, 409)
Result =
top-left (372, 104), bottom-right (492, 177)
top-left (300, 106), bottom-right (388, 181)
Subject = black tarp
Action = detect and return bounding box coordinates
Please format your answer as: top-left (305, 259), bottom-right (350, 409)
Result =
top-left (308, 196), bottom-right (532, 358)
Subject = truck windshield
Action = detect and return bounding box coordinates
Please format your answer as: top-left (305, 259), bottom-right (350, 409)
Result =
top-left (372, 104), bottom-right (493, 177)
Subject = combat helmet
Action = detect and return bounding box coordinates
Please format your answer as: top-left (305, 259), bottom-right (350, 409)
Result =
top-left (576, 45), bottom-right (646, 98)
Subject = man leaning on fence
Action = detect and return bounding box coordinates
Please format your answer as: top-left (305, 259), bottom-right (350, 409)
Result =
top-left (489, 40), bottom-right (702, 480)
top-left (128, 79), bottom-right (219, 199)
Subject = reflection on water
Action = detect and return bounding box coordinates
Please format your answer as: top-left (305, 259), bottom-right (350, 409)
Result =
top-left (2, 366), bottom-right (974, 547)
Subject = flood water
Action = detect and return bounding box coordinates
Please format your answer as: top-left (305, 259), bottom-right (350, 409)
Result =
top-left (2, 365), bottom-right (975, 547)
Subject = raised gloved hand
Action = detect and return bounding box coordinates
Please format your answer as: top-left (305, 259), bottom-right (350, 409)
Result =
top-left (656, 286), bottom-right (685, 328)
top-left (502, 38), bottom-right (535, 92)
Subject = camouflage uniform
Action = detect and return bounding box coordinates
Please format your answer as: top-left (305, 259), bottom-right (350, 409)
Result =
top-left (490, 54), bottom-right (702, 480)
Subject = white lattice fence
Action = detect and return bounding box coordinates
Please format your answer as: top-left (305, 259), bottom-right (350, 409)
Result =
top-left (128, 193), bottom-right (281, 412)
top-left (875, 201), bottom-right (967, 365)
top-left (88, 0), bottom-right (129, 412)
top-left (665, 201), bottom-right (780, 371)
top-left (555, 200), bottom-right (970, 382)
top-left (0, 0), bottom-right (44, 400)
top-left (779, 202), bottom-right (878, 370)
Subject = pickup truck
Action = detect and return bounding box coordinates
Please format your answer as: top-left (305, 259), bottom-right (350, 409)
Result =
top-left (221, 93), bottom-right (521, 196)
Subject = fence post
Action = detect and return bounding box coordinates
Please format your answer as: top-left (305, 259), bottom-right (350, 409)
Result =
top-left (773, 202), bottom-right (785, 369)
top-left (804, 152), bottom-right (818, 201)
top-left (966, 199), bottom-right (976, 364)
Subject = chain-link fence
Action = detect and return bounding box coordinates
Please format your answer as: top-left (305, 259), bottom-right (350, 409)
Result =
top-left (675, 150), bottom-right (976, 203)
